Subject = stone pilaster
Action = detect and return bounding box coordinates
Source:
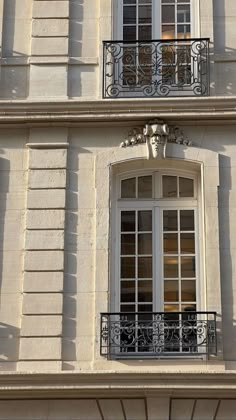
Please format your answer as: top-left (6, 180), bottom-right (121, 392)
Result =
top-left (19, 142), bottom-right (68, 371)
top-left (30, 0), bottom-right (69, 98)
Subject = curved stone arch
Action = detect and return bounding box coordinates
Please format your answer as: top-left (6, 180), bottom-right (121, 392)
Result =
top-left (94, 143), bottom-right (222, 362)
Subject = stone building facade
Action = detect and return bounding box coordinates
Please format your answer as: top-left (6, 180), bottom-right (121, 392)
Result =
top-left (0, 0), bottom-right (236, 419)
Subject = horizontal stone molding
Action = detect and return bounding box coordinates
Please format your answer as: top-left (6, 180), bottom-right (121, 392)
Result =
top-left (20, 338), bottom-right (61, 360)
top-left (24, 272), bottom-right (64, 293)
top-left (0, 371), bottom-right (234, 399)
top-left (27, 210), bottom-right (65, 229)
top-left (25, 230), bottom-right (64, 250)
top-left (29, 169), bottom-right (66, 189)
top-left (27, 143), bottom-right (69, 149)
top-left (29, 149), bottom-right (67, 169)
top-left (22, 293), bottom-right (63, 315)
top-left (1, 98), bottom-right (236, 125)
top-left (24, 251), bottom-right (64, 271)
top-left (28, 190), bottom-right (66, 209)
top-left (21, 315), bottom-right (62, 337)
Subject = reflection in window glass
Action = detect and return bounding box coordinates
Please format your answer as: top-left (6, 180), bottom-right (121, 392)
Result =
top-left (138, 280), bottom-right (152, 302)
top-left (180, 210), bottom-right (194, 231)
top-left (164, 280), bottom-right (179, 301)
top-left (121, 257), bottom-right (135, 278)
top-left (181, 256), bottom-right (195, 278)
top-left (164, 233), bottom-right (178, 253)
top-left (121, 211), bottom-right (136, 232)
top-left (163, 176), bottom-right (177, 197)
top-left (138, 175), bottom-right (152, 198)
top-left (138, 233), bottom-right (152, 254)
top-left (179, 177), bottom-right (194, 197)
top-left (121, 178), bottom-right (136, 198)
top-left (121, 280), bottom-right (135, 302)
top-left (164, 256), bottom-right (178, 278)
top-left (163, 210), bottom-right (178, 231)
top-left (138, 210), bottom-right (152, 231)
top-left (138, 256), bottom-right (152, 278)
top-left (121, 234), bottom-right (136, 255)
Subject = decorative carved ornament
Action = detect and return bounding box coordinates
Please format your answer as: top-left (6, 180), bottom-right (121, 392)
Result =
top-left (120, 119), bottom-right (191, 159)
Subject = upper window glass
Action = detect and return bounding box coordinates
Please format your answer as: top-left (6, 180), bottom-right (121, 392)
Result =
top-left (120, 173), bottom-right (195, 199)
top-left (121, 0), bottom-right (192, 41)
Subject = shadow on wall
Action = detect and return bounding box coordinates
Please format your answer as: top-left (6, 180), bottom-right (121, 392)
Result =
top-left (69, 0), bottom-right (84, 58)
top-left (0, 156), bottom-right (20, 367)
top-left (218, 155), bottom-right (234, 363)
top-left (62, 145), bottom-right (79, 369)
top-left (0, 0), bottom-right (29, 98)
top-left (212, 0), bottom-right (236, 95)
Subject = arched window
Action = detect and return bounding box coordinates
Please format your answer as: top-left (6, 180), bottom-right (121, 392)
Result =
top-left (101, 166), bottom-right (216, 358)
top-left (116, 170), bottom-right (199, 317)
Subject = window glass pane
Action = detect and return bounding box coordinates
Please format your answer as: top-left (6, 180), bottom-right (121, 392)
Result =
top-left (164, 256), bottom-right (178, 278)
top-left (163, 210), bottom-right (178, 231)
top-left (177, 0), bottom-right (190, 3)
top-left (138, 280), bottom-right (152, 302)
top-left (180, 233), bottom-right (195, 254)
top-left (121, 234), bottom-right (136, 255)
top-left (139, 5), bottom-right (152, 24)
top-left (138, 304), bottom-right (153, 312)
top-left (181, 280), bottom-right (196, 302)
top-left (177, 24), bottom-right (191, 39)
top-left (138, 210), bottom-right (152, 231)
top-left (138, 175), bottom-right (152, 198)
top-left (162, 5), bottom-right (175, 23)
top-left (138, 256), bottom-right (152, 278)
top-left (138, 25), bottom-right (152, 40)
top-left (164, 280), bottom-right (179, 301)
top-left (164, 233), bottom-right (178, 253)
top-left (138, 233), bottom-right (152, 254)
top-left (121, 177), bottom-right (136, 198)
top-left (162, 25), bottom-right (175, 39)
top-left (123, 26), bottom-right (136, 41)
top-left (163, 176), bottom-right (177, 197)
top-left (164, 304), bottom-right (179, 314)
top-left (121, 211), bottom-right (136, 232)
top-left (121, 280), bottom-right (136, 302)
top-left (181, 256), bottom-right (195, 278)
top-left (123, 6), bottom-right (136, 24)
top-left (121, 257), bottom-right (135, 278)
top-left (180, 210), bottom-right (194, 231)
top-left (181, 304), bottom-right (196, 314)
top-left (179, 177), bottom-right (194, 197)
top-left (139, 0), bottom-right (152, 4)
top-left (121, 305), bottom-right (136, 318)
top-left (177, 5), bottom-right (190, 23)
top-left (124, 0), bottom-right (136, 4)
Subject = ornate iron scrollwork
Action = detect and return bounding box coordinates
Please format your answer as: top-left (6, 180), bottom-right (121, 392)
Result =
top-left (103, 38), bottom-right (210, 99)
top-left (100, 312), bottom-right (217, 358)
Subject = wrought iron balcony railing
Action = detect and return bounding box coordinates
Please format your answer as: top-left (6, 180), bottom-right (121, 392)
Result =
top-left (100, 312), bottom-right (217, 359)
top-left (103, 38), bottom-right (210, 99)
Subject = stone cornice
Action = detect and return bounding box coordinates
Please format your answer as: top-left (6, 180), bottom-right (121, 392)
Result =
top-left (0, 371), bottom-right (236, 399)
top-left (0, 96), bottom-right (236, 126)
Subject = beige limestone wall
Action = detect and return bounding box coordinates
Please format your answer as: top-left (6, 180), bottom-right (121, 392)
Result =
top-left (0, 129), bottom-right (28, 370)
top-left (1, 124), bottom-right (236, 371)
top-left (0, 0), bottom-right (236, 97)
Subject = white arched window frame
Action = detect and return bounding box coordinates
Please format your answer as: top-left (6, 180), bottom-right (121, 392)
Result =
top-left (111, 168), bottom-right (204, 317)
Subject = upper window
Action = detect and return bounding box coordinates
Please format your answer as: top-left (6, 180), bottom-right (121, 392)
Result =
top-left (117, 0), bottom-right (193, 40)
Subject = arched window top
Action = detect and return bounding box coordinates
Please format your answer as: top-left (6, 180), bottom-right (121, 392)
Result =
top-left (119, 170), bottom-right (197, 200)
